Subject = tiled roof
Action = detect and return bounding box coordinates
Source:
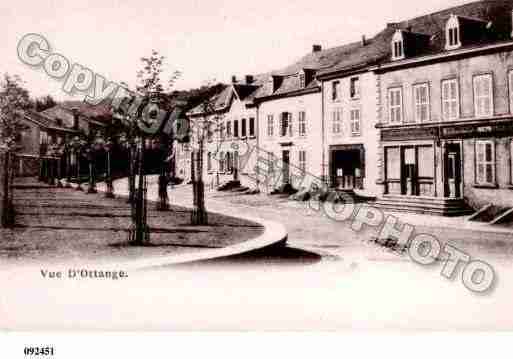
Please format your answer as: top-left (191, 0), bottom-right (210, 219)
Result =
top-left (24, 110), bottom-right (76, 132)
top-left (188, 84), bottom-right (260, 115)
top-left (321, 0), bottom-right (513, 75)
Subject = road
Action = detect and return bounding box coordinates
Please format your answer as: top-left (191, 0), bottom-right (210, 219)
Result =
top-left (1, 177), bottom-right (512, 330)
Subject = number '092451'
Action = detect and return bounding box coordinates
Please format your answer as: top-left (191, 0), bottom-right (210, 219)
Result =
top-left (23, 346), bottom-right (55, 356)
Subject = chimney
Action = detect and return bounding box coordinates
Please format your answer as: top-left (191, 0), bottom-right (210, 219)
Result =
top-left (231, 75), bottom-right (237, 84)
top-left (312, 44), bottom-right (322, 53)
top-left (245, 75), bottom-right (254, 84)
top-left (361, 35), bottom-right (367, 46)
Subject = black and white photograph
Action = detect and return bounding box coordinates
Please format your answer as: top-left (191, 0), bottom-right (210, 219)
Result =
top-left (2, 0), bottom-right (513, 355)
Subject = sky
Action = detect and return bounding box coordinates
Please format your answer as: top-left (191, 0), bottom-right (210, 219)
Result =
top-left (1, 0), bottom-right (473, 101)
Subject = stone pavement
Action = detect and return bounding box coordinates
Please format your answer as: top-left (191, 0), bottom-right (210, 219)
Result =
top-left (99, 177), bottom-right (513, 263)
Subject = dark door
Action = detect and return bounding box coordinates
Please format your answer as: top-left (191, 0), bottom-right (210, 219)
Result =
top-left (445, 144), bottom-right (461, 198)
top-left (401, 147), bottom-right (418, 195)
top-left (282, 150), bottom-right (290, 184)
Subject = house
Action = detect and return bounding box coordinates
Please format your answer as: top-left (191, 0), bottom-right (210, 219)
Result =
top-left (316, 33), bottom-right (391, 197)
top-left (186, 79), bottom-right (260, 188)
top-left (372, 0), bottom-right (513, 215)
top-left (252, 44), bottom-right (361, 192)
top-left (16, 110), bottom-right (78, 176)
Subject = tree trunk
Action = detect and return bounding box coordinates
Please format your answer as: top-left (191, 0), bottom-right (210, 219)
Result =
top-left (156, 141), bottom-right (169, 211)
top-left (1, 152), bottom-right (14, 227)
top-left (191, 143), bottom-right (208, 225)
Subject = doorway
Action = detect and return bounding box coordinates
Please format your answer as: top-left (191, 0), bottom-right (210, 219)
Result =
top-left (444, 143), bottom-right (462, 198)
top-left (282, 150), bottom-right (290, 184)
top-left (330, 148), bottom-right (362, 190)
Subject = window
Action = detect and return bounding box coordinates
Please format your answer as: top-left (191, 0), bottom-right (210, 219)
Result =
top-left (280, 112), bottom-right (292, 137)
top-left (226, 152), bottom-right (233, 172)
top-left (299, 72), bottom-right (306, 89)
top-left (332, 108), bottom-right (342, 134)
top-left (207, 122), bottom-right (213, 141)
top-left (350, 77), bottom-right (360, 99)
top-left (511, 140), bottom-right (513, 184)
top-left (219, 152), bottom-right (225, 172)
top-left (350, 109), bottom-right (361, 136)
top-left (414, 83), bottom-right (430, 122)
top-left (476, 141), bottom-right (495, 185)
top-left (241, 118), bottom-right (247, 137)
top-left (233, 120), bottom-right (239, 137)
top-left (298, 150), bottom-right (306, 174)
top-left (207, 152), bottom-right (212, 172)
top-left (442, 79), bottom-right (459, 120)
top-left (298, 111), bottom-right (306, 136)
top-left (267, 115), bottom-right (274, 137)
top-left (446, 15), bottom-right (461, 49)
top-left (332, 81), bottom-right (340, 101)
top-left (268, 152), bottom-right (274, 175)
top-left (388, 88), bottom-right (403, 123)
top-left (509, 70), bottom-right (513, 114)
top-left (473, 74), bottom-right (493, 117)
top-left (249, 117), bottom-right (255, 137)
top-left (391, 30), bottom-right (404, 60)
top-left (226, 121), bottom-right (231, 138)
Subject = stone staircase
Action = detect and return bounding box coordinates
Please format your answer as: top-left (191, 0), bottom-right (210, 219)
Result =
top-left (373, 195), bottom-right (474, 217)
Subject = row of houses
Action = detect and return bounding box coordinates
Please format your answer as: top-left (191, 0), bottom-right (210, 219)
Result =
top-left (177, 0), bottom-right (513, 215)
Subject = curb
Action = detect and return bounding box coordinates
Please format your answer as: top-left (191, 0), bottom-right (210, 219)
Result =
top-left (87, 181), bottom-right (289, 269)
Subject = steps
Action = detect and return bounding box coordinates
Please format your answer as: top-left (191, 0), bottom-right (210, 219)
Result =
top-left (468, 204), bottom-right (513, 224)
top-left (373, 195), bottom-right (474, 217)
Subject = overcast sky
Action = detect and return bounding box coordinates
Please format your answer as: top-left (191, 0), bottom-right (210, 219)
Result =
top-left (2, 0), bottom-right (472, 100)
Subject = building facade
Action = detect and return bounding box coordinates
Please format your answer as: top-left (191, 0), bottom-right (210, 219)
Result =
top-left (374, 1), bottom-right (513, 213)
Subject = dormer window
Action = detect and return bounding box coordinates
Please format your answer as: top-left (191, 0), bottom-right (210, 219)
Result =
top-left (391, 30), bottom-right (404, 60)
top-left (445, 15), bottom-right (461, 50)
top-left (299, 71), bottom-right (306, 89)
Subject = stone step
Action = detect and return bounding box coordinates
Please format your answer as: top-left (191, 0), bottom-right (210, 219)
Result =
top-left (374, 196), bottom-right (474, 217)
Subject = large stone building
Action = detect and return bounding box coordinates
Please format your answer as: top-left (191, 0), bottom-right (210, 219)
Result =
top-left (372, 0), bottom-right (513, 214)
top-left (181, 0), bottom-right (513, 215)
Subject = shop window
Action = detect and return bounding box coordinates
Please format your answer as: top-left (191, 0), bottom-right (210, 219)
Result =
top-left (473, 74), bottom-right (493, 118)
top-left (350, 109), bottom-right (361, 136)
top-left (386, 147), bottom-right (401, 180)
top-left (219, 152), bottom-right (225, 172)
top-left (442, 79), bottom-right (459, 120)
top-left (414, 83), bottom-right (430, 122)
top-left (418, 146), bottom-right (434, 178)
top-left (476, 140), bottom-right (495, 185)
top-left (388, 88), bottom-right (403, 123)
top-left (332, 108), bottom-right (342, 134)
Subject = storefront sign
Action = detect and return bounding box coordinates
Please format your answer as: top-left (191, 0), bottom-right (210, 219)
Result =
top-left (381, 127), bottom-right (438, 141)
top-left (441, 122), bottom-right (513, 139)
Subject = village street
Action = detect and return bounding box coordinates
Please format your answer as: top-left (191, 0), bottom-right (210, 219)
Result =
top-left (4, 177), bottom-right (511, 331)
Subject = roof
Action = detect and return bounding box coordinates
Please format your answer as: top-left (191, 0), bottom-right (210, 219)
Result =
top-left (41, 102), bottom-right (111, 128)
top-left (23, 110), bottom-right (77, 133)
top-left (321, 0), bottom-right (513, 76)
top-left (188, 84), bottom-right (260, 115)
